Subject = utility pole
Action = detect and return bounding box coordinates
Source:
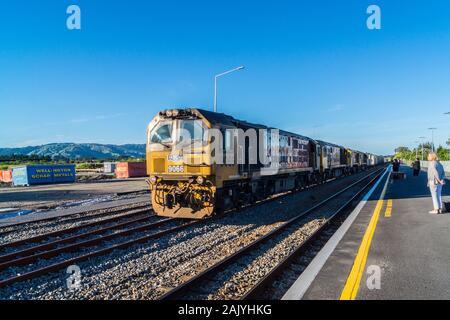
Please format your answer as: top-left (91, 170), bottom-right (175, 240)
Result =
top-left (418, 136), bottom-right (426, 161)
top-left (428, 127), bottom-right (437, 152)
top-left (414, 141), bottom-right (419, 159)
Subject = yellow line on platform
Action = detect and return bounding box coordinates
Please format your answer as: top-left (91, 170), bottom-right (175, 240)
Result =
top-left (340, 199), bottom-right (384, 300)
top-left (385, 199), bottom-right (393, 218)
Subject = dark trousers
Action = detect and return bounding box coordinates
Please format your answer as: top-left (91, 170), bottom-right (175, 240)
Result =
top-left (413, 169), bottom-right (420, 176)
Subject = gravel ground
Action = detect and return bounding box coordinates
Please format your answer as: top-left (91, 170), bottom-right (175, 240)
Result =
top-left (176, 170), bottom-right (377, 300)
top-left (0, 217), bottom-right (183, 283)
top-left (0, 168), bottom-right (379, 300)
top-left (0, 211), bottom-right (160, 257)
top-left (261, 224), bottom-right (343, 299)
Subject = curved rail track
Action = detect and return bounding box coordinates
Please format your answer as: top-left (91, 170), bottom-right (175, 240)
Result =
top-left (158, 167), bottom-right (386, 300)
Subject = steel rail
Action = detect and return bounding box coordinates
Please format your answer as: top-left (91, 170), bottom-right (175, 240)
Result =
top-left (158, 167), bottom-right (386, 300)
top-left (0, 215), bottom-right (163, 265)
top-left (0, 216), bottom-right (174, 271)
top-left (0, 220), bottom-right (200, 288)
top-left (0, 208), bottom-right (153, 251)
top-left (0, 203), bottom-right (151, 234)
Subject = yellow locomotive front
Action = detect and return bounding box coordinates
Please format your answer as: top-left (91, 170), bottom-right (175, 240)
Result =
top-left (147, 108), bottom-right (216, 219)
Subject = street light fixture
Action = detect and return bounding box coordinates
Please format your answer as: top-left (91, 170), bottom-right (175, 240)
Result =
top-left (214, 66), bottom-right (245, 113)
top-left (428, 127), bottom-right (437, 152)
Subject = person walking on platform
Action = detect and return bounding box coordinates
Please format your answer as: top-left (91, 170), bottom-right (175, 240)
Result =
top-left (392, 159), bottom-right (400, 172)
top-left (427, 153), bottom-right (446, 214)
top-left (412, 158), bottom-right (421, 176)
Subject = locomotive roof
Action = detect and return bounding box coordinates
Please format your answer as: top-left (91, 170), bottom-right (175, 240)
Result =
top-left (196, 109), bottom-right (313, 141)
top-left (194, 108), bottom-right (377, 155)
top-left (316, 140), bottom-right (346, 149)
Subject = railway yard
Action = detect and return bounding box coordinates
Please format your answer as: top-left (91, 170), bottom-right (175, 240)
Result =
top-left (0, 166), bottom-right (387, 300)
top-left (2, 1), bottom-right (450, 314)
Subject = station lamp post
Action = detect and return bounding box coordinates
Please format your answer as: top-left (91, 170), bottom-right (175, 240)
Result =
top-left (414, 141), bottom-right (419, 159)
top-left (444, 112), bottom-right (450, 160)
top-left (214, 66), bottom-right (245, 113)
top-left (428, 127), bottom-right (437, 152)
top-left (418, 136), bottom-right (426, 161)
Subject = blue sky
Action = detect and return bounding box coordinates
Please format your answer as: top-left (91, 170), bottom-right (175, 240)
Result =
top-left (1, 0), bottom-right (450, 155)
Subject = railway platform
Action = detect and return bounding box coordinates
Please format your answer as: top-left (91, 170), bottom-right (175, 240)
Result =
top-left (283, 165), bottom-right (450, 300)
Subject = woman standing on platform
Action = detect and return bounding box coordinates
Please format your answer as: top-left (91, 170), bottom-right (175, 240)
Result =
top-left (427, 153), bottom-right (446, 214)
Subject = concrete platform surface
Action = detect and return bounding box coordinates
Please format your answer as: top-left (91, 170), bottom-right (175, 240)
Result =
top-left (287, 165), bottom-right (450, 300)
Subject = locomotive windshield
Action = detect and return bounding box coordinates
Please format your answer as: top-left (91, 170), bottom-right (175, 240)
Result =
top-left (149, 119), bottom-right (207, 149)
top-left (150, 121), bottom-right (173, 144)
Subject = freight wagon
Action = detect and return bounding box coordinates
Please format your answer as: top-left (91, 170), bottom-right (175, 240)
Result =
top-left (115, 162), bottom-right (147, 178)
top-left (0, 170), bottom-right (12, 183)
top-left (103, 162), bottom-right (117, 174)
top-left (12, 165), bottom-right (76, 186)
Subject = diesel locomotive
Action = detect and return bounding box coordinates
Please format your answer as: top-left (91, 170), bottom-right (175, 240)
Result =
top-left (146, 108), bottom-right (383, 219)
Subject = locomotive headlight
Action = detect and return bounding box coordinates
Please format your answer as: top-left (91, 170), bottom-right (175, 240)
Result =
top-left (150, 176), bottom-right (157, 184)
top-left (196, 176), bottom-right (204, 185)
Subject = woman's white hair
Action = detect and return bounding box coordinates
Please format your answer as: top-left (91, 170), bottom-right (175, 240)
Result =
top-left (428, 152), bottom-right (439, 161)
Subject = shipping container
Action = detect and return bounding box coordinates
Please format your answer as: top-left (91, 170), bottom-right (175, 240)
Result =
top-left (1, 170), bottom-right (12, 183)
top-left (12, 165), bottom-right (76, 186)
top-left (115, 162), bottom-right (147, 178)
top-left (104, 162), bottom-right (117, 174)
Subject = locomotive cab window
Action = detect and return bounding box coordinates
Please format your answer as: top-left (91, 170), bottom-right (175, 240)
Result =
top-left (150, 121), bottom-right (173, 144)
top-left (177, 120), bottom-right (206, 143)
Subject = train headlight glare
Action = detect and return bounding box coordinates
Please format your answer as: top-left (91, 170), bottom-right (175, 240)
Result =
top-left (150, 176), bottom-right (157, 184)
top-left (196, 176), bottom-right (204, 184)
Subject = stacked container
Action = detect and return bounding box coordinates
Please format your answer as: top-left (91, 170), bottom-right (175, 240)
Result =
top-left (12, 165), bottom-right (76, 186)
top-left (103, 162), bottom-right (117, 174)
top-left (115, 162), bottom-right (147, 178)
top-left (0, 170), bottom-right (12, 183)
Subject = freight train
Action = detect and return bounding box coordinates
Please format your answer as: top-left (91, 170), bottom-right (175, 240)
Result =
top-left (147, 108), bottom-right (384, 219)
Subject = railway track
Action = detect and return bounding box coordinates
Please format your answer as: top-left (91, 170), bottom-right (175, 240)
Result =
top-left (0, 215), bottom-right (200, 289)
top-left (158, 167), bottom-right (386, 300)
top-left (0, 207), bottom-right (154, 251)
top-left (0, 167), bottom-right (385, 299)
top-left (0, 202), bottom-right (152, 237)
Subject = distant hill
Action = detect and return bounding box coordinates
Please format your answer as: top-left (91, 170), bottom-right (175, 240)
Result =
top-left (0, 143), bottom-right (146, 160)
